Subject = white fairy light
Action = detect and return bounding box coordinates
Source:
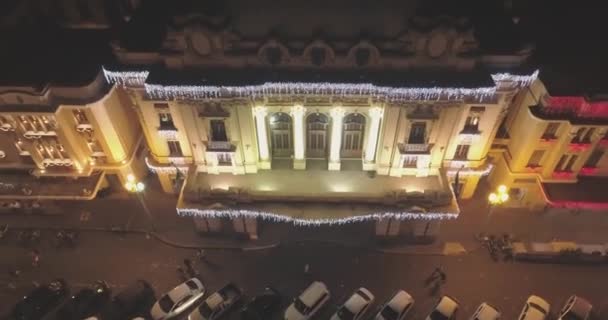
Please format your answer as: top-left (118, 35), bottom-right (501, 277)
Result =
top-left (145, 157), bottom-right (189, 174)
top-left (144, 82), bottom-right (497, 102)
top-left (176, 207), bottom-right (459, 226)
top-left (157, 129), bottom-right (179, 139)
top-left (491, 70), bottom-right (539, 87)
top-left (102, 67), bottom-right (149, 87)
top-left (446, 163), bottom-right (494, 177)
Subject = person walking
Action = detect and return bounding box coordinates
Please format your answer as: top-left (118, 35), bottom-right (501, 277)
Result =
top-left (31, 249), bottom-right (40, 267)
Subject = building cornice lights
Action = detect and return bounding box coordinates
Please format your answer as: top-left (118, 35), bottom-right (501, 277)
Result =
top-left (491, 70), bottom-right (539, 86)
top-left (145, 157), bottom-right (190, 174)
top-left (102, 68), bottom-right (149, 87)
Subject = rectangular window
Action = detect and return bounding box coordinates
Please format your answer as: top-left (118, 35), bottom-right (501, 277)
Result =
top-left (167, 140), bottom-right (182, 156)
top-left (555, 154), bottom-right (568, 171)
top-left (408, 122), bottom-right (426, 144)
top-left (155, 103), bottom-right (175, 129)
top-left (210, 120), bottom-right (228, 141)
top-left (582, 128), bottom-right (595, 143)
top-left (542, 122), bottom-right (560, 139)
top-left (454, 144), bottom-right (470, 160)
top-left (571, 128), bottom-right (585, 143)
top-left (584, 149), bottom-right (604, 168)
top-left (564, 155), bottom-right (578, 171)
top-left (526, 150), bottom-right (545, 167)
top-left (403, 156), bottom-right (417, 168)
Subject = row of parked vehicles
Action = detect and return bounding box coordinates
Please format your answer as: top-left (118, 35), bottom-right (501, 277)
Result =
top-left (281, 281), bottom-right (593, 320)
top-left (9, 277), bottom-right (594, 320)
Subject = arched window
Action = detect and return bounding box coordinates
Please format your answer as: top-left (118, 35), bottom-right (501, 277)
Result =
top-left (270, 112), bottom-right (292, 157)
top-left (306, 113), bottom-right (329, 158)
top-left (341, 113), bottom-right (365, 157)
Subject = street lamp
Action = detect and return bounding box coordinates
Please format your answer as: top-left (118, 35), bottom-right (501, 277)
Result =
top-left (124, 174), bottom-right (156, 232)
top-left (125, 174), bottom-right (145, 193)
top-left (488, 184), bottom-right (509, 214)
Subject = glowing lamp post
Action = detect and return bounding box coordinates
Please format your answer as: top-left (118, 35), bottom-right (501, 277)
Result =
top-left (125, 174), bottom-right (145, 193)
top-left (488, 184), bottom-right (509, 215)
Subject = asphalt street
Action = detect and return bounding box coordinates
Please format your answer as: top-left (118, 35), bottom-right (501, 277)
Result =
top-left (1, 230), bottom-right (608, 320)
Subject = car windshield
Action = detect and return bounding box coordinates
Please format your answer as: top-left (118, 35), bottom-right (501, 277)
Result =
top-left (381, 306), bottom-right (398, 320)
top-left (185, 280), bottom-right (199, 290)
top-left (429, 310), bottom-right (449, 320)
top-left (529, 303), bottom-right (548, 314)
top-left (199, 302), bottom-right (214, 318)
top-left (158, 295), bottom-right (174, 313)
top-left (293, 298), bottom-right (308, 314)
top-left (337, 306), bottom-right (355, 320)
top-left (561, 313), bottom-right (583, 320)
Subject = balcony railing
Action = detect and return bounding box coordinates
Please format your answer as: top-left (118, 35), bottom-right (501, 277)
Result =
top-left (398, 143), bottom-right (432, 154)
top-left (207, 141), bottom-right (235, 151)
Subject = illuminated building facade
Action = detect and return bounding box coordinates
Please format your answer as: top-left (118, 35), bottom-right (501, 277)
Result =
top-left (103, 4), bottom-right (538, 238)
top-left (0, 73), bottom-right (147, 201)
top-left (489, 79), bottom-right (608, 211)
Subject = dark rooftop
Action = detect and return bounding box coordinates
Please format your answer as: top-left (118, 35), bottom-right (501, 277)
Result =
top-left (145, 67), bottom-right (495, 88)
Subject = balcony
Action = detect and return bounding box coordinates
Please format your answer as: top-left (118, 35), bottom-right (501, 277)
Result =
top-left (206, 141), bottom-right (236, 152)
top-left (398, 143), bottom-right (432, 155)
top-left (568, 142), bottom-right (592, 153)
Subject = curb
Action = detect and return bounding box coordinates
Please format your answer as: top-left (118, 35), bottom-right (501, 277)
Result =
top-left (5, 226), bottom-right (450, 256)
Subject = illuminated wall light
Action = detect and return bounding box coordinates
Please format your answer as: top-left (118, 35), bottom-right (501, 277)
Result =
top-left (365, 107), bottom-right (383, 163)
top-left (253, 106), bottom-right (270, 162)
top-left (329, 107), bottom-right (345, 162)
top-left (290, 105), bottom-right (306, 160)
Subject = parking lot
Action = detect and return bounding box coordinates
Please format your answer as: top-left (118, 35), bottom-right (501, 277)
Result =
top-left (1, 230), bottom-right (608, 319)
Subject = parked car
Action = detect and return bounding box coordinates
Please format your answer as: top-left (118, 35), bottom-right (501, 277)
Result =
top-left (97, 280), bottom-right (156, 320)
top-left (189, 283), bottom-right (243, 320)
top-left (241, 287), bottom-right (282, 320)
top-left (11, 279), bottom-right (69, 320)
top-left (151, 278), bottom-right (205, 320)
top-left (558, 295), bottom-right (592, 320)
top-left (518, 295), bottom-right (551, 320)
top-left (284, 281), bottom-right (330, 320)
top-left (375, 290), bottom-right (414, 320)
top-left (331, 287), bottom-right (374, 320)
top-left (426, 296), bottom-right (459, 320)
top-left (470, 302), bottom-right (500, 320)
top-left (50, 280), bottom-right (111, 320)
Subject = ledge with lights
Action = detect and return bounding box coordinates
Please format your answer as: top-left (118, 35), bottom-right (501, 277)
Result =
top-left (177, 207), bottom-right (459, 226)
top-left (103, 66), bottom-right (539, 102)
top-left (145, 157), bottom-right (190, 174)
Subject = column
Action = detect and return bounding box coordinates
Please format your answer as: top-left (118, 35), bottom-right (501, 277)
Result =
top-left (329, 107), bottom-right (345, 171)
top-left (253, 106), bottom-right (271, 169)
top-left (363, 106), bottom-right (383, 170)
top-left (291, 104), bottom-right (306, 170)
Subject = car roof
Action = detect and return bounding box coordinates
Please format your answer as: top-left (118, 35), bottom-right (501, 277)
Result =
top-left (567, 296), bottom-right (592, 317)
top-left (437, 296), bottom-right (458, 315)
top-left (476, 303), bottom-right (500, 319)
top-left (527, 295), bottom-right (550, 313)
top-left (344, 294), bottom-right (368, 312)
top-left (387, 291), bottom-right (413, 311)
top-left (299, 282), bottom-right (327, 306)
top-left (523, 307), bottom-right (546, 320)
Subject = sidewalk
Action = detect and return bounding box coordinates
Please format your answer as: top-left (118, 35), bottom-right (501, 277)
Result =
top-left (1, 177), bottom-right (607, 256)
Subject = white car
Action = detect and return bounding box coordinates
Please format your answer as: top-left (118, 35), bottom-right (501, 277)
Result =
top-left (518, 295), bottom-right (551, 320)
top-left (558, 295), bottom-right (592, 320)
top-left (426, 296), bottom-right (459, 320)
top-left (375, 290), bottom-right (414, 320)
top-left (151, 278), bottom-right (205, 320)
top-left (331, 287), bottom-right (375, 320)
top-left (284, 281), bottom-right (330, 320)
top-left (470, 303), bottom-right (501, 320)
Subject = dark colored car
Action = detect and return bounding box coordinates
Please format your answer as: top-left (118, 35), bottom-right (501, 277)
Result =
top-left (50, 281), bottom-right (111, 320)
top-left (11, 279), bottom-right (69, 320)
top-left (97, 280), bottom-right (155, 320)
top-left (240, 287), bottom-right (282, 320)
